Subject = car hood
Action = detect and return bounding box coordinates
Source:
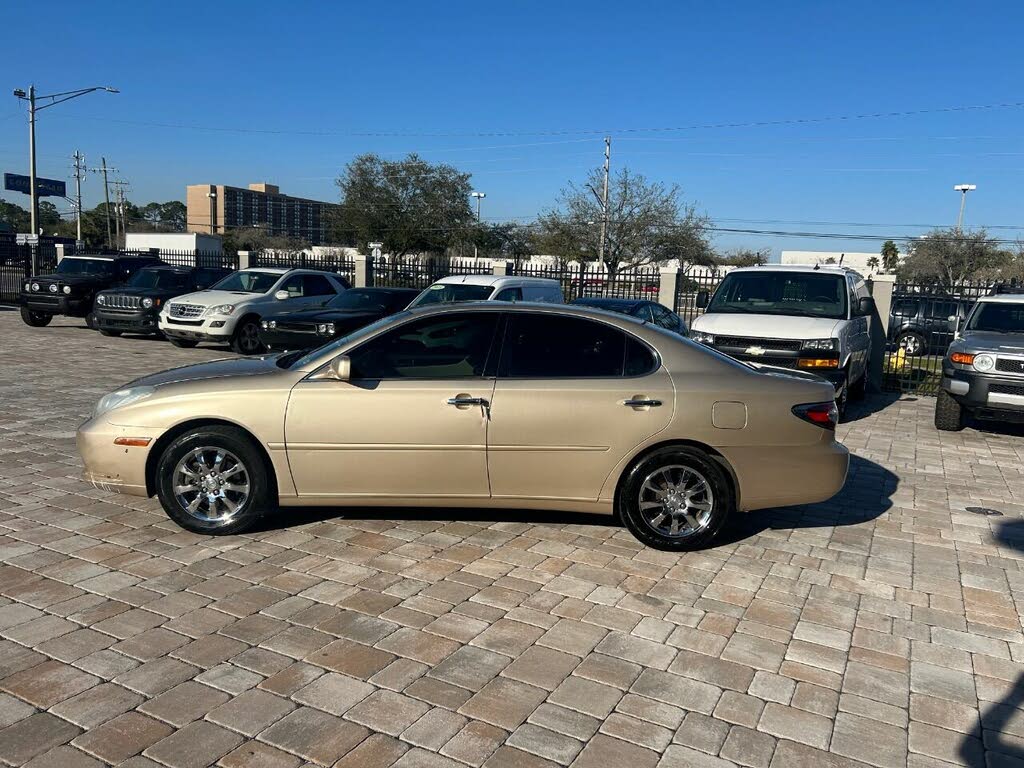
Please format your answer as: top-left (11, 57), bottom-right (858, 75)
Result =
top-left (954, 331), bottom-right (1024, 355)
top-left (267, 307), bottom-right (382, 324)
top-left (98, 287), bottom-right (182, 299)
top-left (35, 273), bottom-right (106, 287)
top-left (127, 355), bottom-right (282, 388)
top-left (691, 312), bottom-right (841, 340)
top-left (168, 289), bottom-right (261, 307)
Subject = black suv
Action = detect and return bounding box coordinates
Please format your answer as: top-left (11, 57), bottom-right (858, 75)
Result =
top-left (93, 264), bottom-right (233, 338)
top-left (20, 254), bottom-right (163, 328)
top-left (888, 293), bottom-right (971, 356)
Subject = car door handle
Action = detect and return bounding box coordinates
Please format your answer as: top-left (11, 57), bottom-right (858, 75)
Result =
top-left (623, 398), bottom-right (662, 408)
top-left (447, 396), bottom-right (488, 407)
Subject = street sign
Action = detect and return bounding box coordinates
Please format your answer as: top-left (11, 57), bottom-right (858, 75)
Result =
top-left (4, 173), bottom-right (66, 198)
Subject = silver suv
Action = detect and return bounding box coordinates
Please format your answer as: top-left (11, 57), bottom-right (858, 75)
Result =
top-left (936, 291), bottom-right (1024, 431)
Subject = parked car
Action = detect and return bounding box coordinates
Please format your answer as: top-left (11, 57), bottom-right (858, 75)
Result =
top-left (408, 274), bottom-right (564, 307)
top-left (888, 293), bottom-right (971, 356)
top-left (571, 297), bottom-right (687, 336)
top-left (158, 268), bottom-right (351, 354)
top-left (259, 287), bottom-right (420, 351)
top-left (78, 303), bottom-right (849, 551)
top-left (20, 254), bottom-right (163, 328)
top-left (689, 265), bottom-right (874, 417)
top-left (935, 292), bottom-right (1024, 431)
top-left (93, 264), bottom-right (233, 338)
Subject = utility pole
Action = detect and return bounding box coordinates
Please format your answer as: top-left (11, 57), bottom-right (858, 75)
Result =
top-left (72, 150), bottom-right (86, 245)
top-left (110, 180), bottom-right (130, 248)
top-left (470, 191), bottom-right (486, 259)
top-left (91, 158), bottom-right (117, 247)
top-left (597, 136), bottom-right (611, 268)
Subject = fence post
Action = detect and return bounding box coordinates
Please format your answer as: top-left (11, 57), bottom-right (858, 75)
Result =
top-left (866, 277), bottom-right (894, 392)
top-left (55, 244), bottom-right (66, 265)
top-left (492, 260), bottom-right (511, 277)
top-left (658, 267), bottom-right (678, 310)
top-left (354, 253), bottom-right (370, 288)
top-left (238, 251), bottom-right (251, 270)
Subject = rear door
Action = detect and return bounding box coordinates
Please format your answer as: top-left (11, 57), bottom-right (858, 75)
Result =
top-left (487, 312), bottom-right (673, 502)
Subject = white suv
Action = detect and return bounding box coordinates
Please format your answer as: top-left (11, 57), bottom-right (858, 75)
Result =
top-left (408, 275), bottom-right (564, 307)
top-left (159, 268), bottom-right (350, 354)
top-left (689, 265), bottom-right (874, 416)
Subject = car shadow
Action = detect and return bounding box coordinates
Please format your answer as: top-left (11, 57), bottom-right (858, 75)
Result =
top-left (963, 671), bottom-right (1024, 766)
top-left (842, 392), bottom-right (904, 422)
top-left (255, 454), bottom-right (897, 550)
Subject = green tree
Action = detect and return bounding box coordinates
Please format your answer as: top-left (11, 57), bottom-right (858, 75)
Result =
top-left (332, 153), bottom-right (475, 258)
top-left (866, 256), bottom-right (880, 272)
top-left (536, 167), bottom-right (713, 276)
top-left (0, 198), bottom-right (30, 232)
top-left (898, 228), bottom-right (1007, 288)
top-left (718, 247), bottom-right (770, 267)
top-left (881, 240), bottom-right (900, 272)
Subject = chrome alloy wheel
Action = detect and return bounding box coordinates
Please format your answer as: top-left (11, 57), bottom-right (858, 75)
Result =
top-left (637, 464), bottom-right (714, 538)
top-left (172, 447), bottom-right (251, 523)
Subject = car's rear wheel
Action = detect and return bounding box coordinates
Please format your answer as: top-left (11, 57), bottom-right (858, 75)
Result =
top-left (99, 329), bottom-right (122, 337)
top-left (231, 318), bottom-right (265, 355)
top-left (934, 389), bottom-right (965, 432)
top-left (169, 338), bottom-right (198, 348)
top-left (20, 308), bottom-right (52, 327)
top-left (897, 331), bottom-right (925, 357)
top-left (155, 425), bottom-right (271, 535)
top-left (617, 446), bottom-right (734, 551)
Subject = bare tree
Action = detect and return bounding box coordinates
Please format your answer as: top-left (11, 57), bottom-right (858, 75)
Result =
top-left (899, 228), bottom-right (1007, 288)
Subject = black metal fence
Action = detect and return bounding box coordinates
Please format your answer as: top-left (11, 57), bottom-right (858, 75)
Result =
top-left (251, 250), bottom-right (353, 283)
top-left (674, 271), bottom-right (724, 326)
top-left (0, 235), bottom-right (65, 303)
top-left (368, 257), bottom-right (492, 289)
top-left (510, 262), bottom-right (662, 303)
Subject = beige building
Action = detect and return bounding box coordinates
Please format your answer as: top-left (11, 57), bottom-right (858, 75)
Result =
top-left (186, 183), bottom-right (337, 245)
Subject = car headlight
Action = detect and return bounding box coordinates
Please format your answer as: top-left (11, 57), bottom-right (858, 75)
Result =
top-left (31, 282), bottom-right (39, 292)
top-left (97, 294), bottom-right (106, 305)
top-left (141, 297), bottom-right (154, 309)
top-left (973, 353), bottom-right (996, 372)
top-left (62, 285), bottom-right (72, 295)
top-left (49, 284), bottom-right (58, 293)
top-left (206, 304), bottom-right (236, 316)
top-left (93, 386), bottom-right (155, 418)
top-left (317, 323), bottom-right (335, 335)
top-left (260, 320), bottom-right (269, 329)
top-left (690, 331), bottom-right (715, 345)
top-left (801, 338), bottom-right (838, 351)
top-left (23, 282), bottom-right (30, 292)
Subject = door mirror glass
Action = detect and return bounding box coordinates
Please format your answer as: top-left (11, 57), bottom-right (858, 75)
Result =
top-left (274, 289), bottom-right (290, 301)
top-left (696, 290), bottom-right (710, 309)
top-left (328, 355), bottom-right (351, 381)
top-left (857, 296), bottom-right (875, 316)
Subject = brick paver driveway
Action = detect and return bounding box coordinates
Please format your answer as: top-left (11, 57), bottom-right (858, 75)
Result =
top-left (2, 310), bottom-right (1024, 768)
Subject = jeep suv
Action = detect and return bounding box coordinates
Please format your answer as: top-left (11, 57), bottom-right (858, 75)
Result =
top-left (935, 292), bottom-right (1024, 431)
top-left (93, 264), bottom-right (232, 338)
top-left (20, 254), bottom-right (162, 328)
top-left (689, 265), bottom-right (874, 417)
top-left (158, 267), bottom-right (351, 354)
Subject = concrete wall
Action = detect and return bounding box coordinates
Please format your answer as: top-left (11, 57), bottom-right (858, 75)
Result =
top-left (125, 232), bottom-right (223, 253)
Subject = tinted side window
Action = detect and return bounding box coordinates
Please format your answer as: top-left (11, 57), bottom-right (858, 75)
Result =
top-left (652, 305), bottom-right (677, 330)
top-left (625, 337), bottom-right (658, 376)
top-left (500, 314), bottom-right (631, 378)
top-left (634, 304), bottom-right (655, 322)
top-left (349, 313), bottom-right (498, 379)
top-left (893, 298), bottom-right (919, 316)
top-left (303, 274), bottom-right (336, 296)
top-left (279, 275), bottom-right (305, 297)
top-left (493, 287), bottom-right (523, 302)
top-left (929, 301), bottom-right (956, 320)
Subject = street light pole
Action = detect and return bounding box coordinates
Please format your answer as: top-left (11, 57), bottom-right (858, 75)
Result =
top-left (954, 184), bottom-right (976, 231)
top-left (471, 191), bottom-right (486, 259)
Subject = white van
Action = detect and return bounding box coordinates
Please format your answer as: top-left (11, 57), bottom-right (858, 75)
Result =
top-left (408, 275), bottom-right (564, 308)
top-left (689, 265), bottom-right (874, 415)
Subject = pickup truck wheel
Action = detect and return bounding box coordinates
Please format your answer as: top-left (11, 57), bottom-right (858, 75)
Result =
top-left (99, 329), bottom-right (122, 337)
top-left (934, 389), bottom-right (965, 431)
top-left (20, 308), bottom-right (52, 327)
top-left (169, 338), bottom-right (199, 349)
top-left (231, 318), bottom-right (265, 355)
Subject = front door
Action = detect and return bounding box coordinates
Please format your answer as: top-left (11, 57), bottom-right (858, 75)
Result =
top-left (487, 312), bottom-right (674, 502)
top-left (285, 312), bottom-right (500, 499)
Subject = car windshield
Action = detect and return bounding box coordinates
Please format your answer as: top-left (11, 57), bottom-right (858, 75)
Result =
top-left (707, 272), bottom-right (848, 319)
top-left (278, 311), bottom-right (413, 369)
top-left (409, 283), bottom-right (495, 307)
top-left (210, 270), bottom-right (281, 293)
top-left (327, 289), bottom-right (390, 311)
top-left (127, 269), bottom-right (192, 290)
top-left (55, 258), bottom-right (116, 276)
top-left (966, 302), bottom-right (1024, 333)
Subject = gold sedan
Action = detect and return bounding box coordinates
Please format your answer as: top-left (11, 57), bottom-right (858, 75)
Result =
top-left (78, 303), bottom-right (849, 550)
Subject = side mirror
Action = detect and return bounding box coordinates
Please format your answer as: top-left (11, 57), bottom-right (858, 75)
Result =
top-left (328, 355), bottom-right (351, 381)
top-left (696, 290), bottom-right (710, 309)
top-left (857, 296), bottom-right (875, 316)
top-left (274, 289), bottom-right (290, 301)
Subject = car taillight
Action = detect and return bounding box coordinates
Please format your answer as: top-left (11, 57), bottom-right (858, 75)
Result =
top-left (792, 401), bottom-right (838, 430)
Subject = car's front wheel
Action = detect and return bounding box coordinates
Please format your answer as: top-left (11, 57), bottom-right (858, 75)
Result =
top-left (934, 389), bottom-right (965, 432)
top-left (231, 318), bottom-right (265, 355)
top-left (20, 308), bottom-right (52, 327)
top-left (617, 446), bottom-right (734, 551)
top-left (155, 425), bottom-right (271, 535)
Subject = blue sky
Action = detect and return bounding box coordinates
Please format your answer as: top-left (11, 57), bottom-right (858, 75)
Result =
top-left (3, 1), bottom-right (1023, 256)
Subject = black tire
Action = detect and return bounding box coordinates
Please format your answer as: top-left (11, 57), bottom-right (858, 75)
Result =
top-left (231, 317), bottom-right (265, 355)
top-left (99, 329), bottom-right (122, 337)
top-left (897, 331), bottom-right (926, 357)
top-left (20, 307), bottom-right (52, 327)
top-left (155, 425), bottom-right (272, 535)
top-left (835, 377), bottom-right (849, 421)
top-left (935, 389), bottom-right (966, 432)
top-left (169, 338), bottom-right (199, 348)
top-left (84, 312), bottom-right (96, 329)
top-left (849, 370), bottom-right (867, 401)
top-left (617, 446), bottom-right (734, 551)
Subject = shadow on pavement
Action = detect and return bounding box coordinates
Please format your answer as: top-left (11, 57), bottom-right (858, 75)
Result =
top-left (842, 392), bottom-right (904, 422)
top-left (963, 672), bottom-right (1024, 766)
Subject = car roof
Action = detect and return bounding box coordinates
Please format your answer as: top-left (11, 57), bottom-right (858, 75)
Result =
top-left (406, 299), bottom-right (649, 326)
top-left (239, 267), bottom-right (290, 275)
top-left (727, 264), bottom-right (863, 277)
top-left (573, 297), bottom-right (644, 308)
top-left (427, 274), bottom-right (560, 287)
top-left (977, 294), bottom-right (1024, 304)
